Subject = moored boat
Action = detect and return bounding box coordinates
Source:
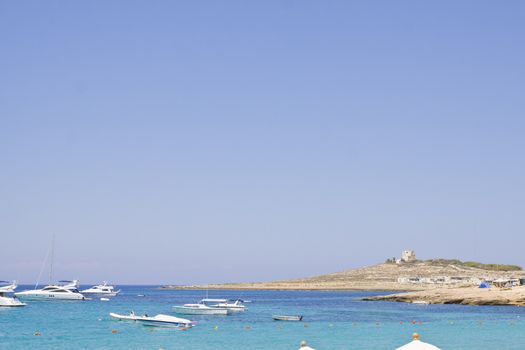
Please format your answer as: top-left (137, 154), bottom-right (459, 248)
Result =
top-left (15, 280), bottom-right (85, 301)
top-left (0, 281), bottom-right (26, 307)
top-left (173, 303), bottom-right (230, 315)
top-left (272, 315), bottom-right (303, 321)
top-left (81, 282), bottom-right (120, 297)
top-left (110, 311), bottom-right (193, 328)
top-left (201, 298), bottom-right (246, 312)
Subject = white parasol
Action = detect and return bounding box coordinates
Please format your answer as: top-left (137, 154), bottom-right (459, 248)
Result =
top-left (298, 340), bottom-right (316, 350)
top-left (395, 333), bottom-right (442, 350)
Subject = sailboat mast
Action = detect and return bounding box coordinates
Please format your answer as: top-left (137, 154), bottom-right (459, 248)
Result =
top-left (49, 234), bottom-right (55, 284)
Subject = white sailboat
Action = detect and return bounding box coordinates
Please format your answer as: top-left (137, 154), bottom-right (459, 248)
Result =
top-left (0, 281), bottom-right (26, 307)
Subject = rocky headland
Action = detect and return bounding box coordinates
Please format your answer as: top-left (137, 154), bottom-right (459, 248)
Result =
top-left (162, 259), bottom-right (525, 294)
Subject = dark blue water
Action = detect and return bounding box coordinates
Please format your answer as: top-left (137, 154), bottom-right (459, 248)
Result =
top-left (1, 286), bottom-right (524, 349)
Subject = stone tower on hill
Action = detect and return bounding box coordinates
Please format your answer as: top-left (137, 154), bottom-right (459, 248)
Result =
top-left (401, 250), bottom-right (416, 262)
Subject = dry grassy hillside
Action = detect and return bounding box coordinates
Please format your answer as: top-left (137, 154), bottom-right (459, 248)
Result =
top-left (165, 260), bottom-right (525, 291)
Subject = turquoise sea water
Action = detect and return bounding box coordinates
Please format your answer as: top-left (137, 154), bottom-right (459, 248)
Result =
top-left (1, 286), bottom-right (525, 349)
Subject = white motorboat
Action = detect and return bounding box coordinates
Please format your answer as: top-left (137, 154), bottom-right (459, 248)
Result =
top-left (81, 282), bottom-right (120, 297)
top-left (110, 311), bottom-right (193, 328)
top-left (17, 236), bottom-right (84, 301)
top-left (0, 281), bottom-right (26, 307)
top-left (272, 315), bottom-right (303, 321)
top-left (201, 298), bottom-right (246, 312)
top-left (173, 303), bottom-right (230, 315)
top-left (15, 280), bottom-right (85, 300)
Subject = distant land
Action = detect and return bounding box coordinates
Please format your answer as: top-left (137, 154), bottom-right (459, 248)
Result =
top-left (162, 259), bottom-right (525, 291)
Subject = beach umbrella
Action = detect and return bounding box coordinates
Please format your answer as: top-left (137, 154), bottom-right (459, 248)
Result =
top-left (395, 333), bottom-right (441, 350)
top-left (298, 340), bottom-right (316, 350)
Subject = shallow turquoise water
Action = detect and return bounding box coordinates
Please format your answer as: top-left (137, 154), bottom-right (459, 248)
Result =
top-left (1, 286), bottom-right (525, 349)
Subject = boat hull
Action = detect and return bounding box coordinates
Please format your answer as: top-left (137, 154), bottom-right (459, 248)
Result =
top-left (215, 305), bottom-right (245, 312)
top-left (82, 291), bottom-right (119, 297)
top-left (173, 306), bottom-right (229, 315)
top-left (15, 291), bottom-right (85, 300)
top-left (0, 297), bottom-right (26, 307)
top-left (110, 313), bottom-right (192, 327)
top-left (272, 315), bottom-right (303, 321)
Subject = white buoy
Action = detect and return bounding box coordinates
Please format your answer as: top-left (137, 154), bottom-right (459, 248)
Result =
top-left (100, 297), bottom-right (110, 301)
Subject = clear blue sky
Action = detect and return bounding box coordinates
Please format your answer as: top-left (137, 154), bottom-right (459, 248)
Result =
top-left (1, 1), bottom-right (524, 284)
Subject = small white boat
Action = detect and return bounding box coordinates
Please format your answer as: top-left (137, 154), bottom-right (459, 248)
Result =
top-left (110, 311), bottom-right (193, 328)
top-left (0, 281), bottom-right (26, 307)
top-left (81, 282), bottom-right (120, 297)
top-left (202, 298), bottom-right (246, 312)
top-left (173, 303), bottom-right (230, 315)
top-left (272, 315), bottom-right (303, 321)
top-left (100, 297), bottom-right (110, 301)
top-left (412, 300), bottom-right (430, 305)
top-left (15, 280), bottom-right (85, 301)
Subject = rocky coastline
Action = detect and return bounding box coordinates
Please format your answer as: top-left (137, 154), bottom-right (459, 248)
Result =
top-left (362, 286), bottom-right (525, 306)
